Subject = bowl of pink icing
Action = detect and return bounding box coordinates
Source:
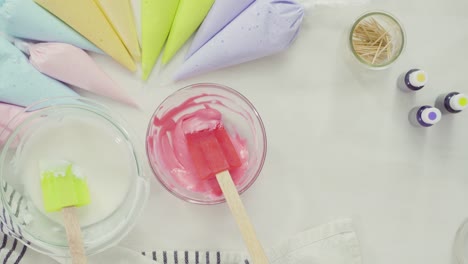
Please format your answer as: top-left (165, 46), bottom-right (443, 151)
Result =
top-left (146, 83), bottom-right (267, 204)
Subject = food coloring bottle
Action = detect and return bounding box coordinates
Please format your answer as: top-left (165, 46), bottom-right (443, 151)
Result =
top-left (398, 69), bottom-right (428, 91)
top-left (436, 92), bottom-right (468, 114)
top-left (409, 106), bottom-right (441, 127)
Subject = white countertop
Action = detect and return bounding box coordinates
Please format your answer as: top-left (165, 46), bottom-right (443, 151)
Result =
top-left (85, 0), bottom-right (468, 263)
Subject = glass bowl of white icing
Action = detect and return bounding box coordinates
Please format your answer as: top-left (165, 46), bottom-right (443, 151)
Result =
top-left (146, 83), bottom-right (267, 204)
top-left (0, 97), bottom-right (149, 258)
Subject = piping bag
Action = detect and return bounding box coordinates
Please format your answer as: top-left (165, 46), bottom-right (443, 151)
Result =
top-left (0, 0), bottom-right (101, 53)
top-left (161, 0), bottom-right (215, 65)
top-left (174, 0), bottom-right (304, 80)
top-left (176, 0), bottom-right (371, 80)
top-left (95, 0), bottom-right (141, 61)
top-left (0, 36), bottom-right (78, 109)
top-left (0, 103), bottom-right (26, 146)
top-left (185, 0), bottom-right (255, 59)
top-left (12, 39), bottom-right (137, 107)
top-left (141, 0), bottom-right (179, 80)
top-left (33, 0), bottom-right (136, 72)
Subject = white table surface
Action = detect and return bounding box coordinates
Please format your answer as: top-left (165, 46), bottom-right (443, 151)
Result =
top-left (84, 0), bottom-right (468, 263)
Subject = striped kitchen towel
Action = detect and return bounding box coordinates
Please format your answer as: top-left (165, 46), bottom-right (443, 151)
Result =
top-left (140, 250), bottom-right (249, 264)
top-left (0, 229), bottom-right (54, 263)
top-left (87, 247), bottom-right (249, 264)
top-left (0, 232), bottom-right (28, 264)
top-left (0, 183), bottom-right (53, 263)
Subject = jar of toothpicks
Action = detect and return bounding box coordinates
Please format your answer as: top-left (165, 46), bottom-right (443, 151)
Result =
top-left (350, 11), bottom-right (405, 69)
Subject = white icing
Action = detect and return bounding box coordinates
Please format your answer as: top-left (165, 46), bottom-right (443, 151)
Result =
top-left (19, 116), bottom-right (132, 227)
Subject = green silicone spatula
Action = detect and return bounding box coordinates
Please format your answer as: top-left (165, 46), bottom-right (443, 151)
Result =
top-left (40, 160), bottom-right (90, 264)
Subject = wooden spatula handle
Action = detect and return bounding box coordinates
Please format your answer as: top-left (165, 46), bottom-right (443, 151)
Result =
top-left (62, 207), bottom-right (87, 264)
top-left (216, 171), bottom-right (269, 264)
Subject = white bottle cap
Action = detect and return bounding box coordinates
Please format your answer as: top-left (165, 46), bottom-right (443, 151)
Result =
top-left (449, 93), bottom-right (468, 111)
top-left (409, 70), bottom-right (428, 88)
top-left (420, 107), bottom-right (441, 125)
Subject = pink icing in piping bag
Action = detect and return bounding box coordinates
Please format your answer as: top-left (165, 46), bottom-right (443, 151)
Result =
top-left (13, 40), bottom-right (137, 107)
top-left (0, 103), bottom-right (28, 147)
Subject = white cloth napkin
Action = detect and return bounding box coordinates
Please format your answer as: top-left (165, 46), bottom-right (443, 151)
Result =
top-left (268, 219), bottom-right (361, 264)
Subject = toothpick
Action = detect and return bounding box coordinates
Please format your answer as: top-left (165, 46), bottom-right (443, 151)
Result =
top-left (372, 39), bottom-right (383, 64)
top-left (352, 17), bottom-right (394, 65)
top-left (373, 40), bottom-right (391, 64)
top-left (386, 35), bottom-right (390, 60)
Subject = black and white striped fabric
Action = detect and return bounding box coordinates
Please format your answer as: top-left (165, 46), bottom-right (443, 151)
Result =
top-left (140, 251), bottom-right (249, 264)
top-left (0, 183), bottom-right (31, 263)
top-left (0, 232), bottom-right (28, 264)
top-left (1, 182), bottom-right (29, 239)
top-left (0, 236), bottom-right (251, 264)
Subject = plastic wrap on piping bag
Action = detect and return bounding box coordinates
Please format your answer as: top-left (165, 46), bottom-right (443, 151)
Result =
top-left (0, 37), bottom-right (79, 110)
top-left (33, 0), bottom-right (136, 71)
top-left (0, 103), bottom-right (27, 146)
top-left (184, 0), bottom-right (366, 61)
top-left (95, 0), bottom-right (141, 61)
top-left (0, 0), bottom-right (102, 53)
top-left (12, 39), bottom-right (137, 107)
top-left (141, 0), bottom-right (179, 81)
top-left (174, 0), bottom-right (305, 81)
top-left (161, 0), bottom-right (215, 64)
top-left (185, 0), bottom-right (255, 59)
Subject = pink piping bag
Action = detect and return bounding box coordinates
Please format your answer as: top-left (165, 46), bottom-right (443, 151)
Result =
top-left (0, 103), bottom-right (27, 146)
top-left (14, 39), bottom-right (137, 107)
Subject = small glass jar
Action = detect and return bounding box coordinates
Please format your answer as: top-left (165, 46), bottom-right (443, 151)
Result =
top-left (349, 11), bottom-right (405, 69)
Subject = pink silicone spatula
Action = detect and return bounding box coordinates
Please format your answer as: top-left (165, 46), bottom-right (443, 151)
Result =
top-left (185, 124), bottom-right (269, 264)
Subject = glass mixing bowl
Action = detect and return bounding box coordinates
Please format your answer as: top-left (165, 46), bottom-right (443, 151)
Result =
top-left (146, 83), bottom-right (267, 204)
top-left (0, 97), bottom-right (149, 258)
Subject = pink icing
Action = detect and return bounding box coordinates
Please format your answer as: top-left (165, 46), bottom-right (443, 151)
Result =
top-left (147, 95), bottom-right (249, 197)
top-left (0, 103), bottom-right (28, 146)
top-left (26, 42), bottom-right (137, 107)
